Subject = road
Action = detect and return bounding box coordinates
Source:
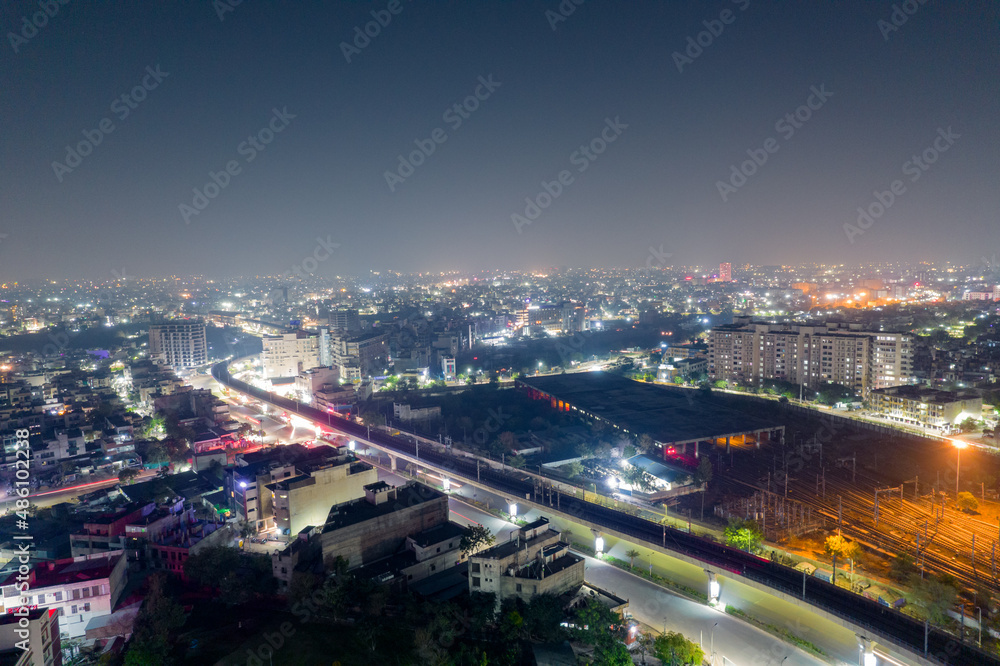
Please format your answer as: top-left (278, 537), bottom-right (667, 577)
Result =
top-left (384, 468), bottom-right (866, 666)
top-left (0, 468), bottom-right (158, 513)
top-left (214, 360), bottom-right (996, 665)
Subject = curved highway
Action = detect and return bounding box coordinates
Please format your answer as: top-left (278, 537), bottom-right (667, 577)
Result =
top-left (211, 361), bottom-right (998, 665)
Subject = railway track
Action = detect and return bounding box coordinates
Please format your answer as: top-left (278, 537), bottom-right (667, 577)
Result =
top-left (212, 361), bottom-right (1000, 665)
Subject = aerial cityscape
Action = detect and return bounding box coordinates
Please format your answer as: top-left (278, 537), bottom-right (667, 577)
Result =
top-left (2, 2), bottom-right (1000, 666)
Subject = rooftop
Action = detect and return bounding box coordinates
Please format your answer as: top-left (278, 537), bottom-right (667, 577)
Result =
top-left (871, 384), bottom-right (980, 403)
top-left (321, 482), bottom-right (444, 534)
top-left (1, 552), bottom-right (122, 589)
top-left (519, 372), bottom-right (783, 444)
top-left (408, 521), bottom-right (466, 549)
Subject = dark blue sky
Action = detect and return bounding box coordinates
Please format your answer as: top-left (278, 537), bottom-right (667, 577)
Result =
top-left (1, 1), bottom-right (997, 281)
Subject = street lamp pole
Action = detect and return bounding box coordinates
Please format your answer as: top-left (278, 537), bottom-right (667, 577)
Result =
top-left (711, 622), bottom-right (718, 665)
top-left (953, 440), bottom-right (966, 497)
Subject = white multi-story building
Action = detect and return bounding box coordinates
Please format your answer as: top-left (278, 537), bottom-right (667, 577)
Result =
top-left (261, 331), bottom-right (320, 379)
top-left (708, 318), bottom-right (914, 396)
top-left (149, 322), bottom-right (207, 370)
top-left (0, 552), bottom-right (127, 639)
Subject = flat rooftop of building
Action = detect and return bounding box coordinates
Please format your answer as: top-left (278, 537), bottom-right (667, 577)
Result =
top-left (515, 550), bottom-right (582, 580)
top-left (320, 483), bottom-right (444, 534)
top-left (409, 521), bottom-right (466, 548)
top-left (871, 384), bottom-right (979, 403)
top-left (626, 454), bottom-right (690, 483)
top-left (474, 524), bottom-right (559, 562)
top-left (519, 372), bottom-right (783, 444)
top-left (1, 552), bottom-right (122, 589)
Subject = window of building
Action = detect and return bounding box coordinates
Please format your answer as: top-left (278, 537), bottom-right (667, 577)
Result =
top-left (472, 577), bottom-right (480, 588)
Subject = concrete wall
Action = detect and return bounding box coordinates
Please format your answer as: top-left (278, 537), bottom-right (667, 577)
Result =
top-left (278, 464), bottom-right (378, 535)
top-left (320, 494), bottom-right (448, 570)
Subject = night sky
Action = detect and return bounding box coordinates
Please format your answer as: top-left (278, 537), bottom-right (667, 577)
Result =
top-left (1, 1), bottom-right (997, 281)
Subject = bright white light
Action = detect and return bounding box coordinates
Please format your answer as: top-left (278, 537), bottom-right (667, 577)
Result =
top-left (508, 503), bottom-right (518, 517)
top-left (709, 580), bottom-right (720, 600)
top-left (443, 478), bottom-right (451, 491)
top-left (606, 476), bottom-right (619, 489)
top-left (239, 481), bottom-right (247, 489)
top-left (864, 653), bottom-right (877, 666)
top-left (348, 440), bottom-right (356, 451)
top-left (595, 536), bottom-right (604, 554)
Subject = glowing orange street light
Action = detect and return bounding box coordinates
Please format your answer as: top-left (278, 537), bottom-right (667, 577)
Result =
top-left (952, 439), bottom-right (967, 496)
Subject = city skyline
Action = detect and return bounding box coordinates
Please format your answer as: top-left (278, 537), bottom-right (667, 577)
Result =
top-left (1, 1), bottom-right (998, 281)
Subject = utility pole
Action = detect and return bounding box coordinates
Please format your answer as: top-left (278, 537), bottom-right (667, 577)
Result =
top-left (874, 489), bottom-right (880, 527)
top-left (838, 496), bottom-right (842, 528)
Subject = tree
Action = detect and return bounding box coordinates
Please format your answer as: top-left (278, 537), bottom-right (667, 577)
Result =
top-left (488, 374), bottom-right (499, 388)
top-left (571, 597), bottom-right (622, 649)
top-left (959, 417), bottom-right (982, 434)
top-left (626, 549), bottom-right (641, 568)
top-left (724, 518), bottom-right (763, 553)
top-left (509, 454), bottom-right (527, 469)
top-left (694, 457), bottom-right (713, 485)
top-left (594, 641), bottom-right (633, 666)
top-left (523, 593), bottom-right (568, 642)
top-left (824, 533), bottom-right (860, 580)
top-left (912, 574), bottom-right (958, 625)
top-left (118, 467), bottom-right (140, 485)
top-left (957, 491), bottom-right (979, 513)
top-left (123, 574), bottom-right (185, 666)
top-left (460, 524), bottom-right (495, 557)
top-left (889, 552), bottom-right (917, 582)
top-left (360, 411), bottom-right (385, 427)
top-left (653, 631), bottom-right (705, 665)
top-left (637, 433), bottom-right (654, 453)
top-left (636, 632), bottom-right (655, 665)
top-left (562, 461), bottom-right (585, 478)
top-left (498, 431), bottom-right (516, 451)
top-left (815, 382), bottom-right (856, 406)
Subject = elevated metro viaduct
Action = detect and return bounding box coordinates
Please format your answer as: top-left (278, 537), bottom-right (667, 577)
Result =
top-left (211, 360), bottom-right (994, 666)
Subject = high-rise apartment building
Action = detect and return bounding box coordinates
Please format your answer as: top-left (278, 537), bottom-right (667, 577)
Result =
top-left (148, 321), bottom-right (207, 369)
top-left (719, 262), bottom-right (732, 282)
top-left (330, 331), bottom-right (388, 380)
top-left (708, 317), bottom-right (913, 396)
top-left (327, 308), bottom-right (360, 332)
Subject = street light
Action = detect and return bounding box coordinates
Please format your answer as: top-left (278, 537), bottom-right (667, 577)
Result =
top-left (953, 439), bottom-right (967, 496)
top-left (711, 622), bottom-right (718, 664)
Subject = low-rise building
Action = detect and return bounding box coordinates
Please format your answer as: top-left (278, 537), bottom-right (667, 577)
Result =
top-left (0, 552), bottom-right (127, 640)
top-left (319, 482), bottom-right (449, 569)
top-left (869, 385), bottom-right (982, 431)
top-left (468, 518), bottom-right (584, 609)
